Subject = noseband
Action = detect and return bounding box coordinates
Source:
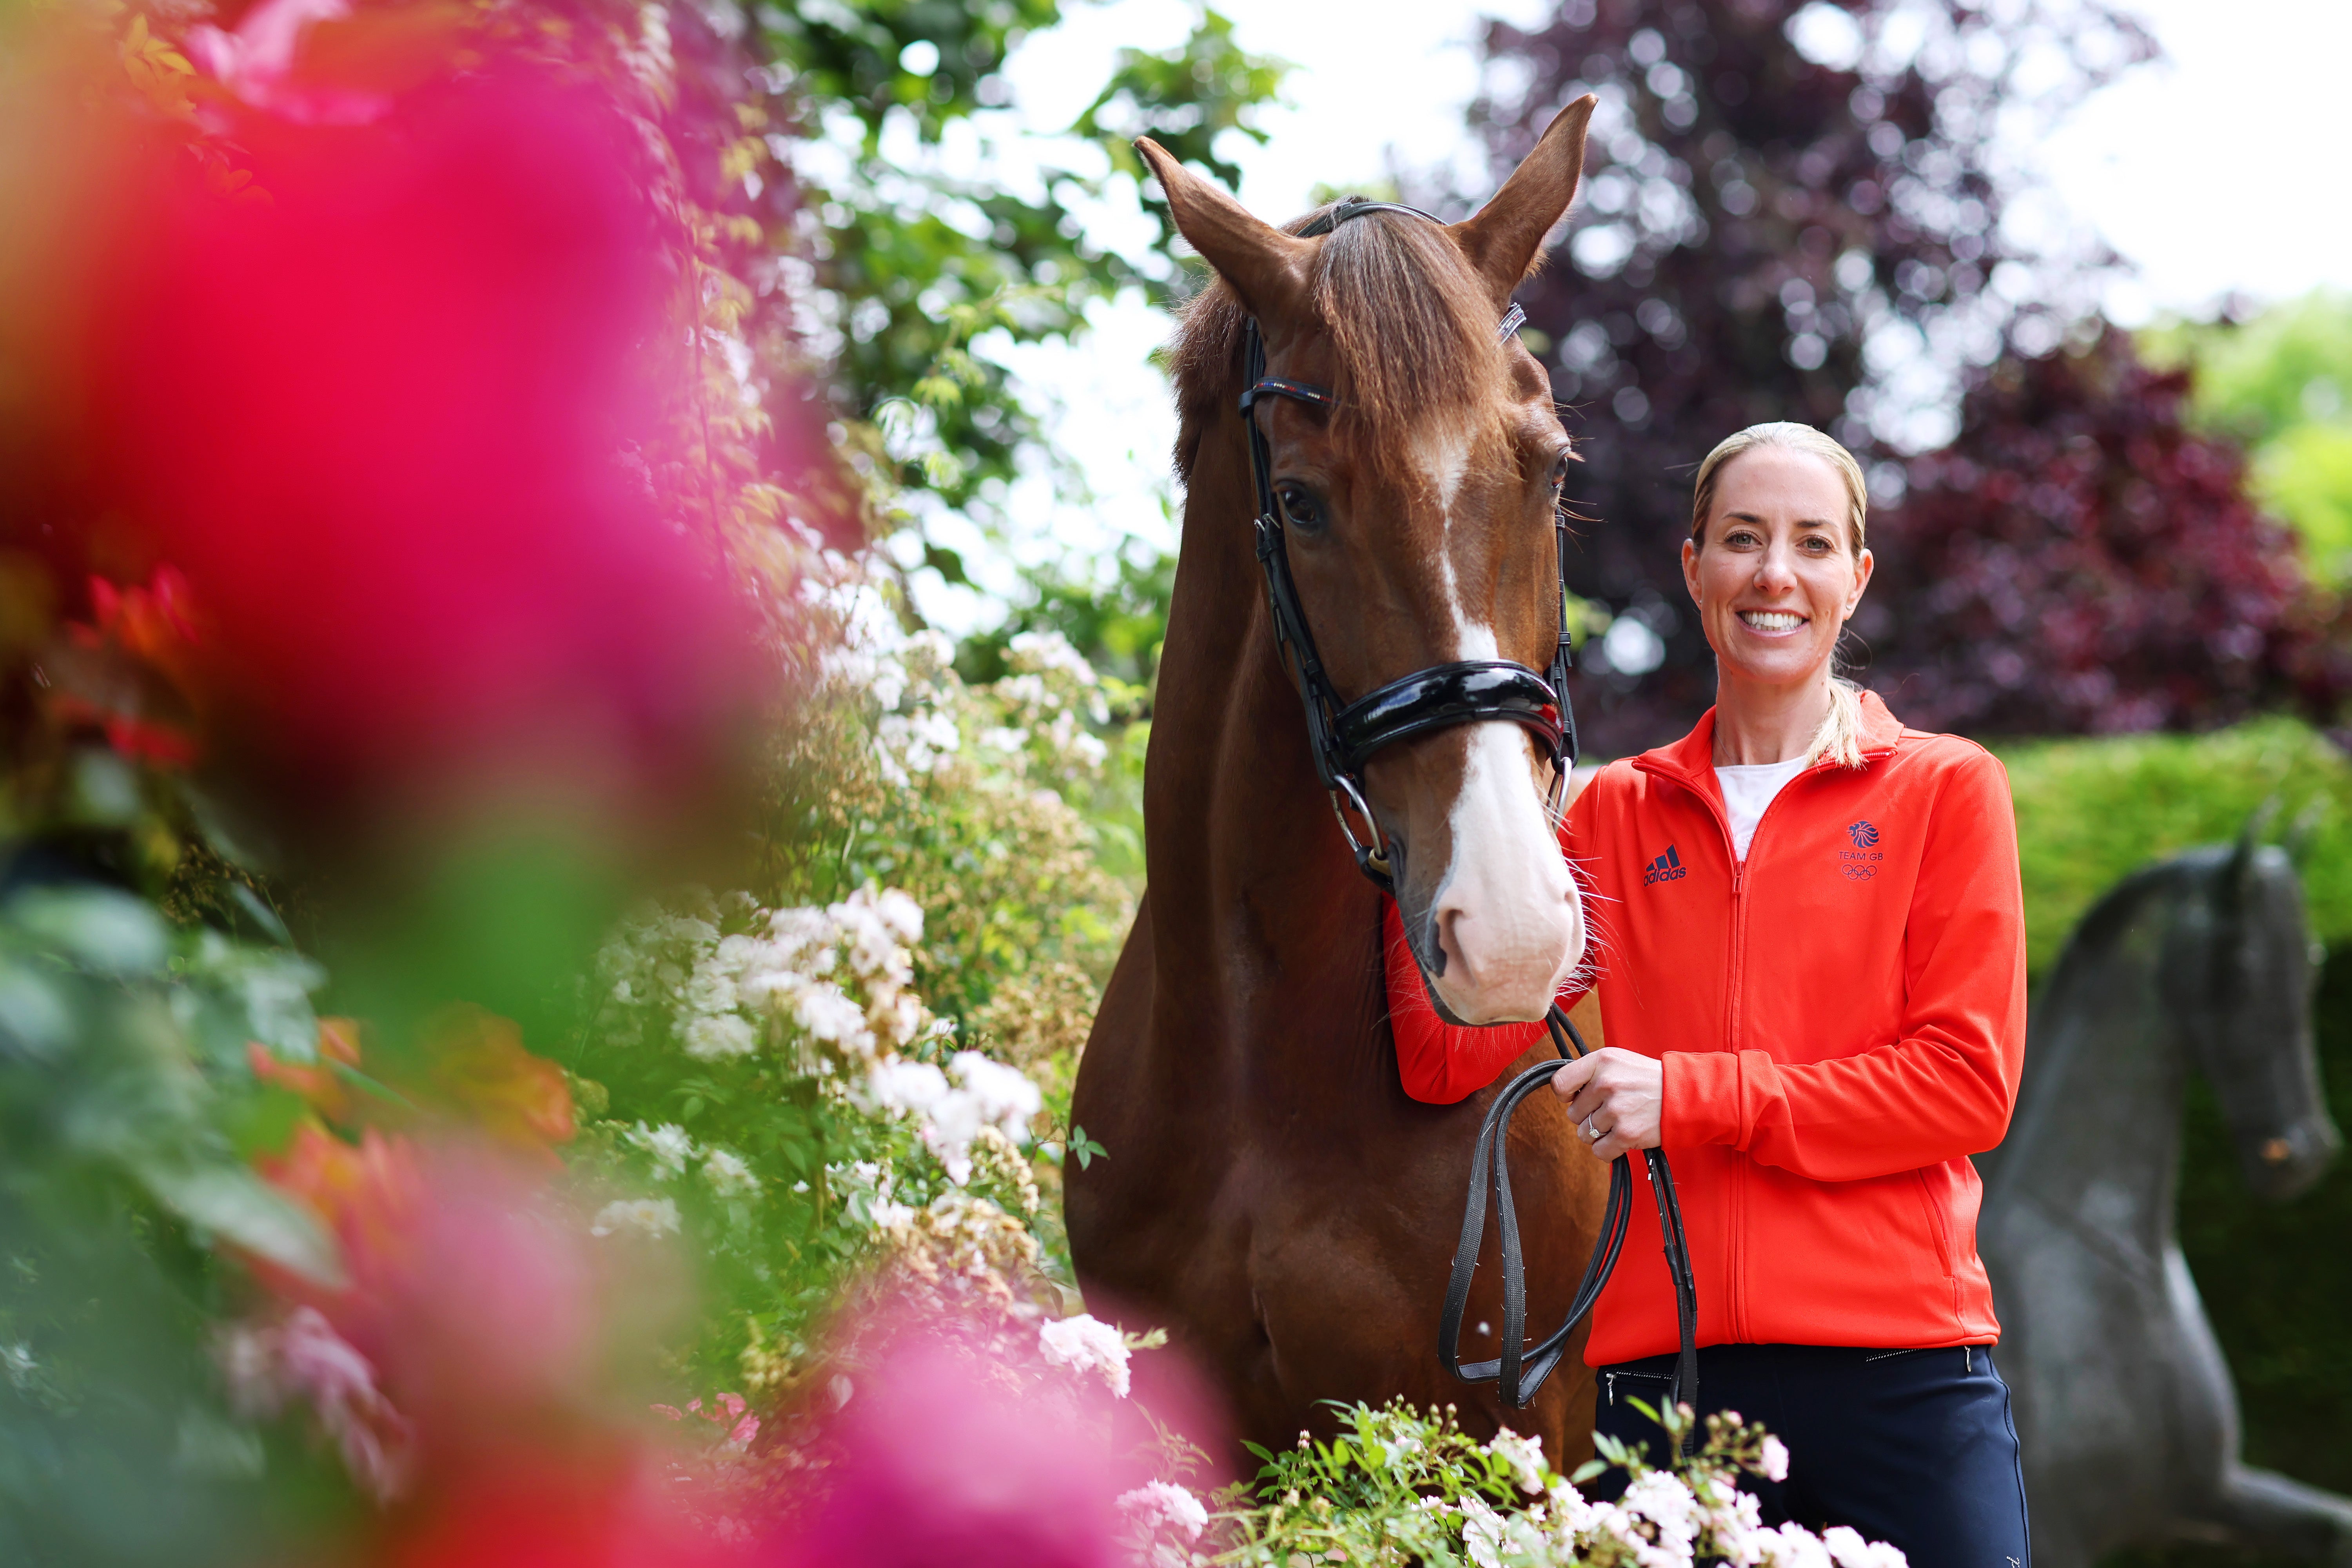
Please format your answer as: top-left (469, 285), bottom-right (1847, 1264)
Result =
top-left (1238, 195), bottom-right (1698, 1425)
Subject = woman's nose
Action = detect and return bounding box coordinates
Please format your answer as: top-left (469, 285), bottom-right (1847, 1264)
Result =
top-left (1753, 546), bottom-right (1799, 592)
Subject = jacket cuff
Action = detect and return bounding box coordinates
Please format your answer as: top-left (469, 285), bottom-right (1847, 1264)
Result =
top-left (1663, 1049), bottom-right (1744, 1150)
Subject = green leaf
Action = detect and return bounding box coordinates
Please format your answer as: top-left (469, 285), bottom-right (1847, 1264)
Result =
top-left (8, 886), bottom-right (169, 976)
top-left (923, 542), bottom-right (972, 586)
top-left (128, 1154), bottom-right (344, 1287)
top-left (227, 882), bottom-right (293, 947)
top-left (0, 961), bottom-right (74, 1060)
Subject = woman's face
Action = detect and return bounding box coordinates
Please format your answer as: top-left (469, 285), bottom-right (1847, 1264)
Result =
top-left (1680, 445), bottom-right (1873, 692)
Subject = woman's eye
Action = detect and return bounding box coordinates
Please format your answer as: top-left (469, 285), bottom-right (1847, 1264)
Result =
top-left (1276, 484), bottom-right (1325, 531)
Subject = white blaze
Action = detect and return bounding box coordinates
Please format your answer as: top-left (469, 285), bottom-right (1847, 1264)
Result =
top-left (1430, 722), bottom-right (1583, 1023)
top-left (1414, 428), bottom-right (1582, 1022)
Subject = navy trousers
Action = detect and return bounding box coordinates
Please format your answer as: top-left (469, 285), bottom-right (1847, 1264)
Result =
top-left (1591, 1343), bottom-right (2031, 1568)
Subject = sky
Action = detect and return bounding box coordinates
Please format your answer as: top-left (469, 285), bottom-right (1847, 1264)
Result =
top-left (904, 0), bottom-right (2352, 632)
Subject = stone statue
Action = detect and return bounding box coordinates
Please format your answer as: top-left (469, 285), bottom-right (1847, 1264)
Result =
top-left (1980, 818), bottom-right (2350, 1568)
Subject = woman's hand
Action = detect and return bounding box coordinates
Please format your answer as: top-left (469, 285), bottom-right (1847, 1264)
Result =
top-left (1550, 1048), bottom-right (1663, 1161)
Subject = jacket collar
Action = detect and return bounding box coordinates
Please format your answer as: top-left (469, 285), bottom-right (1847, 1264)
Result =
top-left (1634, 688), bottom-right (1904, 792)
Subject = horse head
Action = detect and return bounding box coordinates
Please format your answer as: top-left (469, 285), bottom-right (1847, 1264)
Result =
top-left (2164, 806), bottom-right (2343, 1201)
top-left (1136, 99), bottom-right (1596, 1025)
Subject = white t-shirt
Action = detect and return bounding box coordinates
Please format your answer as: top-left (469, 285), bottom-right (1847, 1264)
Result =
top-left (1715, 757), bottom-right (1809, 862)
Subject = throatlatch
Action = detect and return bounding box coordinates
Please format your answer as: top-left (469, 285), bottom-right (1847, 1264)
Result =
top-left (1233, 194), bottom-right (1699, 1427)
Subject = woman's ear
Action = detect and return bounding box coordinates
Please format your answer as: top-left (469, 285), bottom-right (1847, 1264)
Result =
top-left (1846, 547), bottom-right (1875, 617)
top-left (1681, 535), bottom-right (1703, 606)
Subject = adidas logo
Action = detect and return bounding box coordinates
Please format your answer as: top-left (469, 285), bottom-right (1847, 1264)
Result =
top-left (1642, 844), bottom-right (1687, 885)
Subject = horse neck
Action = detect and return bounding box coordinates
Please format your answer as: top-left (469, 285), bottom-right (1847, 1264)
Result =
top-left (1142, 399), bottom-right (1393, 1087)
top-left (1992, 874), bottom-right (2191, 1252)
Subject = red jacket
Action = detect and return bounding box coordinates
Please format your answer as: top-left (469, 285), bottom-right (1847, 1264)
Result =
top-left (1386, 691), bottom-right (2025, 1362)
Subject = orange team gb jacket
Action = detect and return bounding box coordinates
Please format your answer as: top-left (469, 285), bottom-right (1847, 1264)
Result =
top-left (1384, 690), bottom-right (2027, 1364)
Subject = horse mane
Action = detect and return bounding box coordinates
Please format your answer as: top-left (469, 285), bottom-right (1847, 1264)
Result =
top-left (1169, 205), bottom-right (1509, 478)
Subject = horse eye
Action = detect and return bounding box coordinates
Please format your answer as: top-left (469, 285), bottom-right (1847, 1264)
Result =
top-left (1276, 483), bottom-right (1326, 532)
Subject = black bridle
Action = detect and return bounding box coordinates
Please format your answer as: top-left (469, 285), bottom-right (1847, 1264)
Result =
top-left (1238, 195), bottom-right (1699, 1423)
top-left (1240, 204), bottom-right (1572, 893)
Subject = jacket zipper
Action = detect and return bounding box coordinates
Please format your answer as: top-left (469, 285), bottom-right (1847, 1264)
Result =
top-left (1722, 772), bottom-right (1809, 1343)
top-left (1632, 759), bottom-right (1748, 1346)
top-left (1632, 751), bottom-right (1870, 1346)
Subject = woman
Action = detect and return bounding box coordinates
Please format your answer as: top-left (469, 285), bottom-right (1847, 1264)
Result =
top-left (1385, 423), bottom-right (2030, 1568)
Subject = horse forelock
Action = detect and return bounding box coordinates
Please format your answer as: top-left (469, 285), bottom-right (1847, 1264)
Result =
top-left (1169, 206), bottom-right (1512, 481)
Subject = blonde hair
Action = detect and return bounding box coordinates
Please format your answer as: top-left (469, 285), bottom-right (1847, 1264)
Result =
top-left (1688, 422), bottom-right (1871, 770)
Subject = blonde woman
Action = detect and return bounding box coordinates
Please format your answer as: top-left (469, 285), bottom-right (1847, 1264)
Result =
top-left (1387, 423), bottom-right (2031, 1568)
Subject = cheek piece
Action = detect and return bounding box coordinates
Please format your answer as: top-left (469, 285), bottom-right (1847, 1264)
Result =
top-left (1235, 195), bottom-right (1700, 1428)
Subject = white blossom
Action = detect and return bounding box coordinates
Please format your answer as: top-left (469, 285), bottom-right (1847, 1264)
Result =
top-left (1759, 1521), bottom-right (1836, 1568)
top-left (953, 1052), bottom-right (1042, 1138)
top-left (1760, 1434), bottom-right (1790, 1483)
top-left (590, 1198), bottom-right (680, 1239)
top-left (1824, 1526), bottom-right (1907, 1568)
top-left (1007, 629), bottom-right (1097, 685)
top-left (701, 1147), bottom-right (760, 1198)
top-left (626, 1122), bottom-right (695, 1179)
top-left (1036, 1313), bottom-right (1131, 1397)
top-left (1461, 1494), bottom-right (1508, 1568)
top-left (794, 981), bottom-right (873, 1054)
top-left (684, 1012), bottom-right (758, 1061)
top-left (1489, 1426), bottom-right (1550, 1494)
top-left (831, 887), bottom-right (916, 984)
top-left (682, 962), bottom-right (738, 1017)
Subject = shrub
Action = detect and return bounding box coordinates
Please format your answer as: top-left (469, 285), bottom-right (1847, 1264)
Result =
top-left (1996, 717), bottom-right (2352, 975)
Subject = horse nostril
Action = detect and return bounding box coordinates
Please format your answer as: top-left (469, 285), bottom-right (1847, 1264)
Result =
top-left (1432, 905), bottom-right (1464, 980)
top-left (2262, 1136), bottom-right (2294, 1165)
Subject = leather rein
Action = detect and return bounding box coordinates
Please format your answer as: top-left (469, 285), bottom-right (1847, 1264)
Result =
top-left (1238, 196), bottom-right (1700, 1419)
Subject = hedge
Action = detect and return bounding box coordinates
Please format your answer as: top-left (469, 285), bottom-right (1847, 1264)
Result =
top-left (1997, 717), bottom-right (2352, 975)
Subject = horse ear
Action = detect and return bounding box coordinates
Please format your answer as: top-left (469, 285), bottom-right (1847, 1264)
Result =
top-left (1449, 94), bottom-right (1598, 312)
top-left (2231, 796), bottom-right (2284, 889)
top-left (1134, 138), bottom-right (1314, 325)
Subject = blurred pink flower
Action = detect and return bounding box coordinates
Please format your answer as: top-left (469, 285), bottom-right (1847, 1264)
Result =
top-left (84, 66), bottom-right (774, 849)
top-left (184, 0), bottom-right (392, 124)
top-left (652, 1392), bottom-right (760, 1452)
top-left (218, 1305), bottom-right (416, 1501)
top-left (773, 1332), bottom-right (1139, 1568)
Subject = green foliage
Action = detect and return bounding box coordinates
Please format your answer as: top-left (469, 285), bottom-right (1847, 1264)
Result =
top-left (1074, 9), bottom-right (1291, 192)
top-left (561, 628), bottom-right (1136, 1388)
top-left (958, 540), bottom-right (1176, 693)
top-left (2143, 291), bottom-right (2352, 577)
top-left (1227, 1402), bottom-right (1552, 1565)
top-left (1217, 1398), bottom-right (1798, 1568)
top-left (0, 881), bottom-right (352, 1566)
top-left (2255, 422), bottom-right (2352, 582)
top-left (763, 2), bottom-right (1287, 535)
top-left (1996, 718), bottom-right (2352, 975)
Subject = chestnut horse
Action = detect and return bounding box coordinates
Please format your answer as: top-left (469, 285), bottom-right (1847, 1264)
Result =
top-left (1067, 100), bottom-right (1614, 1459)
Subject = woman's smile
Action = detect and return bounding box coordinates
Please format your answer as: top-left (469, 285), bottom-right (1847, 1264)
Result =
top-left (1736, 608), bottom-right (1808, 635)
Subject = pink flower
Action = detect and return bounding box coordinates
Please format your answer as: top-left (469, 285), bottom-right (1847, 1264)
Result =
top-left (184, 0), bottom-right (393, 124)
top-left (218, 1306), bottom-right (416, 1500)
top-left (653, 1392), bottom-right (760, 1452)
